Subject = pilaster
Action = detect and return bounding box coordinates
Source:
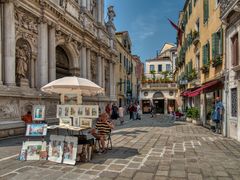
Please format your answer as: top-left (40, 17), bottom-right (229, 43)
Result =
top-left (87, 48), bottom-right (91, 80)
top-left (3, 2), bottom-right (15, 86)
top-left (48, 26), bottom-right (56, 82)
top-left (38, 22), bottom-right (48, 87)
top-left (81, 46), bottom-right (87, 78)
top-left (97, 55), bottom-right (102, 86)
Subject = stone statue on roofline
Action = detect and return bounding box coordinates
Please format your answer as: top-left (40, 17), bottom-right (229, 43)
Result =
top-left (107, 5), bottom-right (116, 23)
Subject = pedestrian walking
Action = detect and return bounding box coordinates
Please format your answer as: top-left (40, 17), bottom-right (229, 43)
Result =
top-left (136, 103), bottom-right (141, 120)
top-left (128, 103), bottom-right (134, 120)
top-left (118, 106), bottom-right (124, 125)
top-left (211, 97), bottom-right (224, 134)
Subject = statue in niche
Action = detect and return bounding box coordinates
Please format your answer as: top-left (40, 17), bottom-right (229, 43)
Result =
top-left (107, 6), bottom-right (116, 23)
top-left (16, 44), bottom-right (30, 80)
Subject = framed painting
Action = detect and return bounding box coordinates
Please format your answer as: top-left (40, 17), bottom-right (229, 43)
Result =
top-left (91, 105), bottom-right (99, 118)
top-left (25, 141), bottom-right (47, 161)
top-left (79, 118), bottom-right (92, 128)
top-left (84, 106), bottom-right (91, 117)
top-left (19, 142), bottom-right (27, 161)
top-left (77, 105), bottom-right (84, 117)
top-left (62, 94), bottom-right (81, 105)
top-left (62, 136), bottom-right (78, 165)
top-left (57, 105), bottom-right (64, 118)
top-left (59, 117), bottom-right (72, 127)
top-left (69, 106), bottom-right (77, 117)
top-left (33, 105), bottom-right (45, 121)
top-left (64, 106), bottom-right (70, 117)
top-left (48, 135), bottom-right (65, 163)
top-left (25, 124), bottom-right (47, 136)
top-left (73, 117), bottom-right (80, 127)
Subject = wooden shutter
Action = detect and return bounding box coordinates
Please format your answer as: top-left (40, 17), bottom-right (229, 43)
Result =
top-left (203, 45), bottom-right (206, 65)
top-left (219, 28), bottom-right (223, 55)
top-left (206, 42), bottom-right (210, 64)
top-left (212, 33), bottom-right (216, 59)
top-left (204, 0), bottom-right (209, 23)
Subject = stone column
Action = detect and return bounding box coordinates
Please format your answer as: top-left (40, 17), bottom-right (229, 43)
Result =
top-left (0, 4), bottom-right (3, 85)
top-left (86, 48), bottom-right (91, 80)
top-left (38, 22), bottom-right (48, 87)
top-left (81, 46), bottom-right (87, 78)
top-left (97, 55), bottom-right (102, 86)
top-left (3, 2), bottom-right (15, 86)
top-left (81, 0), bottom-right (87, 8)
top-left (101, 0), bottom-right (104, 25)
top-left (109, 62), bottom-right (114, 98)
top-left (102, 57), bottom-right (105, 91)
top-left (87, 0), bottom-right (91, 11)
top-left (97, 0), bottom-right (102, 23)
top-left (48, 26), bottom-right (56, 82)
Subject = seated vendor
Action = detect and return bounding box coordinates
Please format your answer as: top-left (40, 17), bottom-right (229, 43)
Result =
top-left (21, 111), bottom-right (33, 124)
top-left (90, 112), bottom-right (114, 153)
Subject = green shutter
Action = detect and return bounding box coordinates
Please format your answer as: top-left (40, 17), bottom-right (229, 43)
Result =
top-left (212, 33), bottom-right (216, 59)
top-left (204, 0), bottom-right (209, 23)
top-left (219, 28), bottom-right (223, 55)
top-left (206, 42), bottom-right (210, 64)
top-left (203, 45), bottom-right (206, 65)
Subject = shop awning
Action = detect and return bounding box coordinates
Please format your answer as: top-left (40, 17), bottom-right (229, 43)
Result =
top-left (181, 90), bottom-right (191, 96)
top-left (188, 80), bottom-right (221, 97)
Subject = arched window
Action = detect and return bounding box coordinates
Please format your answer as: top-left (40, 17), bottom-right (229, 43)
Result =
top-left (56, 46), bottom-right (71, 79)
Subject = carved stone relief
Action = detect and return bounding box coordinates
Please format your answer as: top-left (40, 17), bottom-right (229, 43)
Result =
top-left (15, 9), bottom-right (38, 34)
top-left (91, 52), bottom-right (97, 83)
top-left (0, 99), bottom-right (20, 120)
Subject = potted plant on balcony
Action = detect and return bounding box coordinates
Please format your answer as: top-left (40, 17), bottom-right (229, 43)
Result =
top-left (201, 64), bottom-right (210, 73)
top-left (212, 56), bottom-right (223, 67)
top-left (191, 107), bottom-right (201, 125)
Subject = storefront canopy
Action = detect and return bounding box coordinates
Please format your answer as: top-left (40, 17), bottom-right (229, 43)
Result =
top-left (188, 80), bottom-right (221, 97)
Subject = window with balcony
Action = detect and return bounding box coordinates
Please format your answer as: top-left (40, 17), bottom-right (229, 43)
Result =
top-left (150, 65), bottom-right (155, 71)
top-left (212, 29), bottom-right (223, 67)
top-left (231, 33), bottom-right (239, 67)
top-left (158, 65), bottom-right (162, 72)
top-left (202, 42), bottom-right (210, 73)
top-left (231, 88), bottom-right (238, 118)
top-left (203, 0), bottom-right (209, 24)
top-left (166, 64), bottom-right (171, 72)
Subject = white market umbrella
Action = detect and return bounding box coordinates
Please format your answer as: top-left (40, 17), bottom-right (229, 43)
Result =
top-left (41, 76), bottom-right (104, 96)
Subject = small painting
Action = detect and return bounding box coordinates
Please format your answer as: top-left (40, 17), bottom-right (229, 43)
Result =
top-left (59, 117), bottom-right (72, 127)
top-left (57, 105), bottom-right (63, 118)
top-left (62, 136), bottom-right (78, 165)
top-left (73, 117), bottom-right (80, 127)
top-left (64, 106), bottom-right (70, 117)
top-left (25, 141), bottom-right (47, 160)
top-left (84, 107), bottom-right (91, 117)
top-left (77, 106), bottom-right (84, 117)
top-left (33, 105), bottom-right (45, 121)
top-left (70, 106), bottom-right (76, 117)
top-left (48, 135), bottom-right (65, 163)
top-left (63, 94), bottom-right (80, 105)
top-left (80, 118), bottom-right (92, 128)
top-left (91, 106), bottom-right (99, 118)
top-left (19, 142), bottom-right (27, 161)
top-left (25, 124), bottom-right (47, 136)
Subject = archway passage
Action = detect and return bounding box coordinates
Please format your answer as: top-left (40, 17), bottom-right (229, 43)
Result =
top-left (56, 46), bottom-right (71, 79)
top-left (153, 92), bottom-right (164, 114)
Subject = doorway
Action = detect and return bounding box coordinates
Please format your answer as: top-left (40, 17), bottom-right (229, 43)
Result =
top-left (153, 99), bottom-right (164, 114)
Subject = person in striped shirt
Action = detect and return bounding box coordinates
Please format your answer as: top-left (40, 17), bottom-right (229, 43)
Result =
top-left (91, 112), bottom-right (114, 153)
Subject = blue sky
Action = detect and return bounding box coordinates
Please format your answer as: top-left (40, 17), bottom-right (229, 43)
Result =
top-left (105, 0), bottom-right (185, 61)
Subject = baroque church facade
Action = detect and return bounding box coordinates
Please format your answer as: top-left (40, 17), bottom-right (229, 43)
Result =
top-left (0, 0), bottom-right (117, 132)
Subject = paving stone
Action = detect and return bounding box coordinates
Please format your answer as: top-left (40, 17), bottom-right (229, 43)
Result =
top-left (156, 170), bottom-right (168, 176)
top-left (108, 164), bottom-right (125, 171)
top-left (119, 169), bottom-right (137, 178)
top-left (154, 176), bottom-right (168, 180)
top-left (99, 171), bottom-right (120, 178)
top-left (169, 170), bottom-right (186, 178)
top-left (188, 173), bottom-right (203, 180)
top-left (213, 171), bottom-right (229, 177)
top-left (127, 162), bottom-right (141, 169)
top-left (133, 172), bottom-right (154, 180)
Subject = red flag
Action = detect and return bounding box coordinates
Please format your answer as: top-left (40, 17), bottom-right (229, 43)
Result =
top-left (168, 18), bottom-right (183, 45)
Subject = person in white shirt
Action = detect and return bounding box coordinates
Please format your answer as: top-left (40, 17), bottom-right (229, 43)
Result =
top-left (118, 106), bottom-right (124, 125)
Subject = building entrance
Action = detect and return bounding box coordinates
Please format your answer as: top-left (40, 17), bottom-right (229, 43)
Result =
top-left (153, 99), bottom-right (164, 114)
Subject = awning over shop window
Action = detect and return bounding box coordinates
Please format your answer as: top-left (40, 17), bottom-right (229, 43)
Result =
top-left (188, 80), bottom-right (222, 97)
